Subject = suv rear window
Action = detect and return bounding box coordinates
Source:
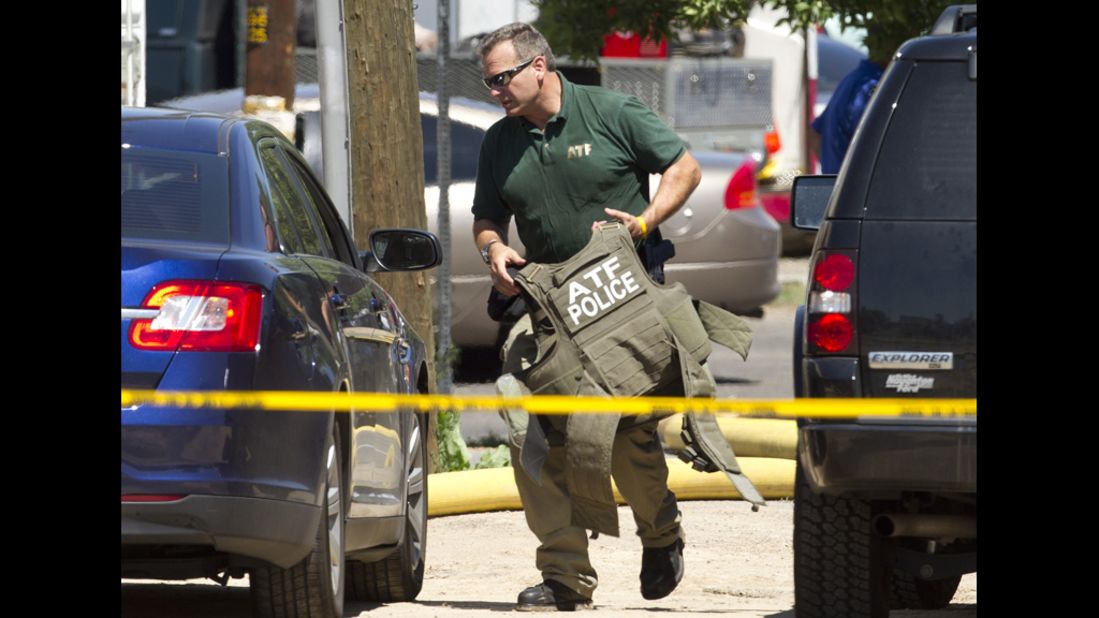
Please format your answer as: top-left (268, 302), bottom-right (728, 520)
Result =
top-left (121, 148), bottom-right (230, 243)
top-left (865, 62), bottom-right (975, 221)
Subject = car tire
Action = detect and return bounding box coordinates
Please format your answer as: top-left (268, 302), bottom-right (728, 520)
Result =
top-left (793, 461), bottom-right (889, 618)
top-left (251, 421), bottom-right (346, 618)
top-left (890, 569), bottom-right (961, 609)
top-left (347, 411), bottom-right (427, 602)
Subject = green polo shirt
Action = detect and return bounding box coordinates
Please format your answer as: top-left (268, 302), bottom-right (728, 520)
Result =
top-left (472, 73), bottom-right (686, 263)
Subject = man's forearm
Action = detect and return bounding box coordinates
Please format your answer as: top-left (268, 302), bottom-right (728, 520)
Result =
top-left (474, 218), bottom-right (526, 296)
top-left (473, 219), bottom-right (508, 252)
top-left (640, 151), bottom-right (702, 228)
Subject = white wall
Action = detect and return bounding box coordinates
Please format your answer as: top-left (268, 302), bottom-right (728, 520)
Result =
top-left (743, 6), bottom-right (807, 174)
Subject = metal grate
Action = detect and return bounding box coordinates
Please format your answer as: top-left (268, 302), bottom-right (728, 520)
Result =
top-left (601, 57), bottom-right (772, 152)
top-left (668, 58), bottom-right (772, 128)
top-left (601, 61), bottom-right (673, 126)
top-left (295, 47), bottom-right (319, 84)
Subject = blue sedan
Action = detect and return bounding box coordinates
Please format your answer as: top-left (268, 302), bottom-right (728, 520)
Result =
top-left (121, 107), bottom-right (438, 616)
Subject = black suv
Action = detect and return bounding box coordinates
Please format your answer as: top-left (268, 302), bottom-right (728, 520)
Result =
top-left (789, 5), bottom-right (976, 617)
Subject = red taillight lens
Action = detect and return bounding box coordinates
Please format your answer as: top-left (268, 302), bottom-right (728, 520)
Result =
top-left (764, 126), bottom-right (782, 155)
top-left (128, 280), bottom-right (263, 352)
top-left (813, 254), bottom-right (855, 291)
top-left (724, 162), bottom-right (757, 210)
top-left (807, 250), bottom-right (857, 354)
top-left (808, 313), bottom-right (853, 352)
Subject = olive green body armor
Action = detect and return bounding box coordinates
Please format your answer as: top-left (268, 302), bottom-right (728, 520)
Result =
top-left (511, 223), bottom-right (765, 536)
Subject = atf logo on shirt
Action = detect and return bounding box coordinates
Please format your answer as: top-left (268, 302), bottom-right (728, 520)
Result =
top-left (564, 256), bottom-right (641, 327)
top-left (567, 143), bottom-right (593, 160)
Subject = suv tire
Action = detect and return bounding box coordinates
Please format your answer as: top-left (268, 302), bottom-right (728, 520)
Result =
top-left (890, 570), bottom-right (961, 609)
top-left (793, 462), bottom-right (889, 618)
top-left (347, 411), bottom-right (428, 602)
top-left (251, 422), bottom-right (346, 618)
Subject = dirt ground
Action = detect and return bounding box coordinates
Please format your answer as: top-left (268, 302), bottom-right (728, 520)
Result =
top-left (122, 499), bottom-right (975, 617)
top-left (365, 500), bottom-right (976, 617)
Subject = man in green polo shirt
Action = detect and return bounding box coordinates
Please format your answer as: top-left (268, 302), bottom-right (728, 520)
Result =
top-left (471, 22), bottom-right (702, 611)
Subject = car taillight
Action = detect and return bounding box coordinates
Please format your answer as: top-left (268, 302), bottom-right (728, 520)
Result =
top-left (806, 251), bottom-right (856, 354)
top-left (724, 162), bottom-right (757, 210)
top-left (128, 280), bottom-right (263, 352)
top-left (813, 254), bottom-right (855, 291)
top-left (764, 124), bottom-right (782, 156)
top-left (808, 313), bottom-right (852, 352)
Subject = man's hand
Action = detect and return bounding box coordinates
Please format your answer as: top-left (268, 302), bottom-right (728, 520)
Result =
top-left (599, 208), bottom-right (649, 240)
top-left (474, 219), bottom-right (527, 296)
top-left (591, 151), bottom-right (701, 240)
top-left (488, 242), bottom-right (527, 296)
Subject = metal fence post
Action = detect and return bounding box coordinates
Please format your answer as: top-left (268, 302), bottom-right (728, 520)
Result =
top-left (435, 0), bottom-right (454, 394)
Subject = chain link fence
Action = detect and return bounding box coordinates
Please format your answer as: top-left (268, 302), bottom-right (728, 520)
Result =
top-left (296, 47), bottom-right (493, 105)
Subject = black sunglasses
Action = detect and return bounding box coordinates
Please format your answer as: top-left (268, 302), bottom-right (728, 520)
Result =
top-left (482, 57), bottom-right (536, 90)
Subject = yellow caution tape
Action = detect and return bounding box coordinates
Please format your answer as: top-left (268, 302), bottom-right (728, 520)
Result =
top-left (120, 390), bottom-right (976, 418)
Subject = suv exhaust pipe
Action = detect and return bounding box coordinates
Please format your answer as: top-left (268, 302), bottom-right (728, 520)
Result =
top-left (873, 514), bottom-right (976, 539)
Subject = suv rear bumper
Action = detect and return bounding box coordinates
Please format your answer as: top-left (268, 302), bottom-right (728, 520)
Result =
top-left (121, 494), bottom-right (320, 572)
top-left (799, 422), bottom-right (976, 495)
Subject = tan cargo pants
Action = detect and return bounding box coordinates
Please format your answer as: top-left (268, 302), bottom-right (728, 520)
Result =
top-left (498, 314), bottom-right (684, 598)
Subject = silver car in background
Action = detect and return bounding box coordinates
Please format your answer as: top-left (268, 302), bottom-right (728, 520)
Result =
top-left (162, 85), bottom-right (781, 350)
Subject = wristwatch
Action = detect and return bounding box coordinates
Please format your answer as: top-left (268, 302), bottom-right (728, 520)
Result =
top-left (480, 239), bottom-right (499, 264)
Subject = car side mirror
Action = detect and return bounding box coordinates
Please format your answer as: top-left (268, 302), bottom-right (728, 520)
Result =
top-left (364, 228), bottom-right (442, 272)
top-left (790, 175), bottom-right (837, 231)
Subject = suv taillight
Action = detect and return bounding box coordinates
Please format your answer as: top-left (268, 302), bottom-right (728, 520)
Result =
top-left (724, 161), bottom-right (758, 210)
top-left (806, 251), bottom-right (857, 353)
top-left (128, 280), bottom-right (264, 352)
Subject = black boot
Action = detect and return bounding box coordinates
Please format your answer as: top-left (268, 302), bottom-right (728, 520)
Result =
top-left (516, 580), bottom-right (593, 611)
top-left (640, 538), bottom-right (684, 600)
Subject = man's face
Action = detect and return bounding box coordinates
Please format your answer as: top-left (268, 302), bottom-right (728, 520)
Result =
top-left (482, 41), bottom-right (542, 117)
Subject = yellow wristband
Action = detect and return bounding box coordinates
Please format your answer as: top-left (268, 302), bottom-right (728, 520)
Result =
top-left (637, 215), bottom-right (648, 238)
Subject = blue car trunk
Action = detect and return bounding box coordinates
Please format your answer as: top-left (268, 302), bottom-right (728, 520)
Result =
top-left (121, 241), bottom-right (227, 389)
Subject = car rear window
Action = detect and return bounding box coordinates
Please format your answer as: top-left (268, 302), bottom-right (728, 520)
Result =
top-left (121, 148), bottom-right (230, 243)
top-left (865, 62), bottom-right (975, 221)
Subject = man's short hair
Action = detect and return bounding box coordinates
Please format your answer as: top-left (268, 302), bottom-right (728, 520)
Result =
top-left (478, 22), bottom-right (556, 72)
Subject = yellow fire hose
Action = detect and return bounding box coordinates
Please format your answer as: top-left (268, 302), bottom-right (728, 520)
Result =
top-left (658, 414), bottom-right (798, 460)
top-left (428, 456), bottom-right (795, 517)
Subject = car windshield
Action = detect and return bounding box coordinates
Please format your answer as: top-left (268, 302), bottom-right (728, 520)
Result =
top-left (121, 147), bottom-right (230, 244)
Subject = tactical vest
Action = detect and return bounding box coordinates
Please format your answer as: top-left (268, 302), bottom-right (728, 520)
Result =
top-left (511, 223), bottom-right (765, 536)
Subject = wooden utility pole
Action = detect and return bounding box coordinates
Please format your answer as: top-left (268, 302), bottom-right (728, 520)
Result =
top-left (245, 0), bottom-right (297, 108)
top-left (342, 0), bottom-right (438, 463)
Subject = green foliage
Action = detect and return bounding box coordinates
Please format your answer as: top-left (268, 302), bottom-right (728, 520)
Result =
top-left (533, 0), bottom-right (966, 65)
top-left (533, 0), bottom-right (756, 63)
top-left (435, 408), bottom-right (472, 471)
top-left (473, 444), bottom-right (513, 469)
top-left (827, 0), bottom-right (958, 64)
